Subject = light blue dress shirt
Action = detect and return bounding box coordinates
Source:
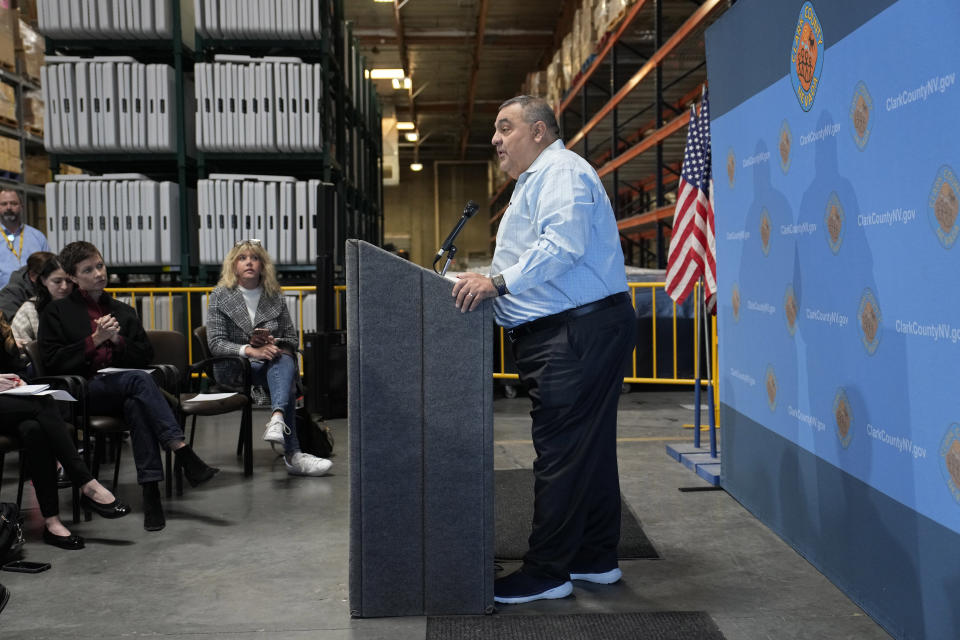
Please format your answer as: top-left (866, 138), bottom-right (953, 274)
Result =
top-left (0, 224), bottom-right (50, 289)
top-left (490, 139), bottom-right (628, 328)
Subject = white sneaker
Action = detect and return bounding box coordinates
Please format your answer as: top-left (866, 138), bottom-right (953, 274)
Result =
top-left (262, 414), bottom-right (289, 445)
top-left (284, 452), bottom-right (332, 477)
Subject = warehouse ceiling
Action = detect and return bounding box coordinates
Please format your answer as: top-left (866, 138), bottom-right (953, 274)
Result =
top-left (345, 0), bottom-right (572, 163)
top-left (344, 0), bottom-right (721, 172)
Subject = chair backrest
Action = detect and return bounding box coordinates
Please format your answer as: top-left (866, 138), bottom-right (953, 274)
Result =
top-left (193, 325), bottom-right (213, 361)
top-left (146, 330), bottom-right (188, 376)
top-left (23, 340), bottom-right (46, 377)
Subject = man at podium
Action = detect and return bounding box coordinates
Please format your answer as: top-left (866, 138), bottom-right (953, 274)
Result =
top-left (453, 95), bottom-right (636, 605)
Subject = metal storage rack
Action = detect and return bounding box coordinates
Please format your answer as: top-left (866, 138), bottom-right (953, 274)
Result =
top-left (490, 0), bottom-right (727, 268)
top-left (43, 0), bottom-right (196, 281)
top-left (0, 59), bottom-right (48, 230)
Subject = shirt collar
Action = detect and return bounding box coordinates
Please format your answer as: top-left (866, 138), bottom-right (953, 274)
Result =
top-left (520, 139), bottom-right (565, 178)
top-left (78, 288), bottom-right (108, 307)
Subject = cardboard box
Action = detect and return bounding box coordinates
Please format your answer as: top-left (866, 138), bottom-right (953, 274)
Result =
top-left (24, 152), bottom-right (48, 184)
top-left (0, 82), bottom-right (15, 124)
top-left (0, 9), bottom-right (16, 72)
top-left (22, 89), bottom-right (41, 133)
top-left (16, 18), bottom-right (42, 82)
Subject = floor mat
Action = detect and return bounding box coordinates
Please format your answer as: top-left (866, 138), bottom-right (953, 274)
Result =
top-left (427, 612), bottom-right (725, 640)
top-left (494, 468), bottom-right (658, 560)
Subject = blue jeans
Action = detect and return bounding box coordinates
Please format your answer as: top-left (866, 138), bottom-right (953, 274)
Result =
top-left (250, 353), bottom-right (300, 454)
top-left (87, 370), bottom-right (185, 484)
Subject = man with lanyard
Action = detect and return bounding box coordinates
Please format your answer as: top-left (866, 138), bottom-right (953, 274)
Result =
top-left (452, 96), bottom-right (636, 604)
top-left (0, 189), bottom-right (50, 289)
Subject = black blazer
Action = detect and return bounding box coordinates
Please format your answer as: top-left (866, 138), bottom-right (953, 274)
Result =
top-left (38, 289), bottom-right (153, 377)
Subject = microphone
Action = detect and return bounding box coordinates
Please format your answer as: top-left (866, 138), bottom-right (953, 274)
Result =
top-left (435, 200), bottom-right (480, 259)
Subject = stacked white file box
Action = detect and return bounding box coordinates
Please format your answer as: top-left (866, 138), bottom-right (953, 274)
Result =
top-left (197, 174), bottom-right (323, 266)
top-left (44, 174), bottom-right (180, 266)
top-left (194, 0), bottom-right (326, 39)
top-left (37, 0), bottom-right (174, 38)
top-left (42, 56), bottom-right (182, 152)
top-left (195, 56), bottom-right (323, 152)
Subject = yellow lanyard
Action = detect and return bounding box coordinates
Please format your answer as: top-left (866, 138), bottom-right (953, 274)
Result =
top-left (3, 231), bottom-right (23, 260)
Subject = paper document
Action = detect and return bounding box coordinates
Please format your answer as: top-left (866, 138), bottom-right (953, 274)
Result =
top-left (97, 367), bottom-right (157, 374)
top-left (0, 385), bottom-right (77, 401)
top-left (187, 392), bottom-right (239, 402)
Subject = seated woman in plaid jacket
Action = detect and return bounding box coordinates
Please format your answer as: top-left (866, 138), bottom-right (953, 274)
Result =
top-left (207, 239), bottom-right (331, 477)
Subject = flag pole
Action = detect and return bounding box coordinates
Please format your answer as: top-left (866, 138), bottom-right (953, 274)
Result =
top-left (702, 279), bottom-right (717, 458)
top-left (693, 278), bottom-right (702, 449)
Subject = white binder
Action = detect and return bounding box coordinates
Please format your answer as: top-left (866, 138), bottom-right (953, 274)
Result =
top-left (287, 64), bottom-right (302, 152)
top-left (114, 180), bottom-right (129, 264)
top-left (57, 64), bottom-right (77, 151)
top-left (298, 0), bottom-right (309, 40)
top-left (203, 0), bottom-right (220, 39)
top-left (154, 0), bottom-right (172, 38)
top-left (253, 181), bottom-right (266, 246)
top-left (294, 181), bottom-right (308, 263)
top-left (241, 180), bottom-right (254, 241)
top-left (58, 181), bottom-right (72, 247)
top-left (106, 181), bottom-right (120, 264)
top-left (127, 0), bottom-right (142, 37)
top-left (308, 178), bottom-right (319, 262)
top-left (224, 63), bottom-right (236, 151)
top-left (300, 64), bottom-right (312, 152)
top-left (74, 61), bottom-right (91, 149)
top-left (279, 181), bottom-right (293, 264)
top-left (117, 62), bottom-right (132, 150)
top-left (101, 181), bottom-right (116, 262)
top-left (140, 181), bottom-right (159, 263)
top-left (312, 63), bottom-right (322, 150)
top-left (100, 61), bottom-right (119, 150)
top-left (194, 63), bottom-right (206, 150)
top-left (261, 63), bottom-right (275, 151)
top-left (128, 181), bottom-right (142, 264)
top-left (75, 180), bottom-right (89, 243)
top-left (80, 0), bottom-right (96, 35)
top-left (42, 66), bottom-right (61, 151)
top-left (45, 182), bottom-right (59, 250)
top-left (89, 178), bottom-right (103, 249)
top-left (274, 62), bottom-right (289, 152)
top-left (161, 65), bottom-right (176, 151)
top-left (243, 64), bottom-right (255, 150)
top-left (194, 0), bottom-right (207, 38)
top-left (112, 0), bottom-right (126, 35)
top-left (230, 179), bottom-right (242, 246)
top-left (161, 182), bottom-right (181, 265)
top-left (132, 63), bottom-right (146, 149)
top-left (66, 0), bottom-right (81, 34)
top-left (97, 0), bottom-right (116, 36)
top-left (264, 181), bottom-right (278, 257)
top-left (215, 179), bottom-right (228, 262)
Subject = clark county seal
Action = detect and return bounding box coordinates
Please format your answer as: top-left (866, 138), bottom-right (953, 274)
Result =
top-left (928, 165), bottom-right (959, 249)
top-left (833, 387), bottom-right (852, 449)
top-left (765, 364), bottom-right (778, 412)
top-left (857, 288), bottom-right (881, 355)
top-left (760, 208), bottom-right (772, 256)
top-left (731, 282), bottom-right (741, 322)
top-left (726, 148), bottom-right (736, 188)
top-left (825, 192), bottom-right (844, 255)
top-left (784, 283), bottom-right (798, 336)
top-left (779, 120), bottom-right (792, 174)
top-left (939, 424), bottom-right (960, 503)
top-left (849, 81), bottom-right (874, 151)
top-left (790, 1), bottom-right (824, 111)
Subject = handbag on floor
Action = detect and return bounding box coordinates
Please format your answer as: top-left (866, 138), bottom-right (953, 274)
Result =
top-left (0, 502), bottom-right (24, 562)
top-left (295, 407), bottom-right (334, 459)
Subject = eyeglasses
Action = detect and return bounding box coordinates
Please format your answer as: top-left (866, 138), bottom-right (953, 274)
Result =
top-left (234, 239), bottom-right (262, 247)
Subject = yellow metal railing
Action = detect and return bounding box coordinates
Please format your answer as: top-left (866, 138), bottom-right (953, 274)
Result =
top-left (494, 281), bottom-right (719, 390)
top-left (108, 282), bottom-right (719, 397)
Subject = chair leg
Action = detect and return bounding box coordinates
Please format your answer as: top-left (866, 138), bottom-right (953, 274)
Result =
top-left (236, 420), bottom-right (244, 458)
top-left (189, 415), bottom-right (197, 447)
top-left (112, 439), bottom-right (122, 493)
top-left (16, 450), bottom-right (26, 509)
top-left (243, 405), bottom-right (253, 477)
top-left (165, 449), bottom-right (173, 499)
top-left (91, 435), bottom-right (103, 480)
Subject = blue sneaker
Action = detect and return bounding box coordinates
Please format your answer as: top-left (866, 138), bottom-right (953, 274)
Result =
top-left (493, 569), bottom-right (573, 604)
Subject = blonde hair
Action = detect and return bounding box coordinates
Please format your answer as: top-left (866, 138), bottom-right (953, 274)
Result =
top-left (218, 241), bottom-right (281, 297)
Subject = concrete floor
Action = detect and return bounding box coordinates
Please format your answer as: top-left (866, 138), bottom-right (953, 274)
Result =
top-left (0, 390), bottom-right (890, 639)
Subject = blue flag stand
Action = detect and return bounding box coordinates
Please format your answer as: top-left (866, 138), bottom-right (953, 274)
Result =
top-left (666, 278), bottom-right (721, 486)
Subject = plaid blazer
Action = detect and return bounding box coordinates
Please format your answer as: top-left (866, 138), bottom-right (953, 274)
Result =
top-left (207, 286), bottom-right (298, 385)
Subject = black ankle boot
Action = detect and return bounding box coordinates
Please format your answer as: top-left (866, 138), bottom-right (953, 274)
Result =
top-left (174, 445), bottom-right (220, 488)
top-left (142, 482), bottom-right (165, 532)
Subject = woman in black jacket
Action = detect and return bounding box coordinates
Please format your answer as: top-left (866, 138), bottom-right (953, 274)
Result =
top-left (0, 311), bottom-right (130, 550)
top-left (38, 242), bottom-right (219, 532)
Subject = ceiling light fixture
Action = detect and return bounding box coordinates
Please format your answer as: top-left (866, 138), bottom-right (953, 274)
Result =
top-left (405, 132), bottom-right (419, 142)
top-left (396, 122), bottom-right (415, 130)
top-left (369, 68), bottom-right (405, 80)
top-left (410, 162), bottom-right (423, 171)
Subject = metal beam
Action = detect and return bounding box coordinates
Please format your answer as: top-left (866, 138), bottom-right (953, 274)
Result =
top-left (355, 30), bottom-right (553, 48)
top-left (393, 0), bottom-right (418, 129)
top-left (565, 0), bottom-right (722, 150)
top-left (597, 109), bottom-right (690, 177)
top-left (616, 204), bottom-right (675, 232)
top-left (460, 0), bottom-right (490, 159)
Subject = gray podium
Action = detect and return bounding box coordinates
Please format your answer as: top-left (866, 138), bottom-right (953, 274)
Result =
top-left (346, 240), bottom-right (494, 617)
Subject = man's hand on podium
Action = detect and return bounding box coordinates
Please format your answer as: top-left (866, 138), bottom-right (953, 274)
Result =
top-left (452, 273), bottom-right (497, 313)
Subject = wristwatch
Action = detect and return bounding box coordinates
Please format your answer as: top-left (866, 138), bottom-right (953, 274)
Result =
top-left (491, 273), bottom-right (508, 296)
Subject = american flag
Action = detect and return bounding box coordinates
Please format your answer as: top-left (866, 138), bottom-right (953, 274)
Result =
top-left (665, 88), bottom-right (717, 313)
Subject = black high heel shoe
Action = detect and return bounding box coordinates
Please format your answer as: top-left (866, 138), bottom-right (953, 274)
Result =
top-left (42, 528), bottom-right (85, 550)
top-left (80, 495), bottom-right (131, 519)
